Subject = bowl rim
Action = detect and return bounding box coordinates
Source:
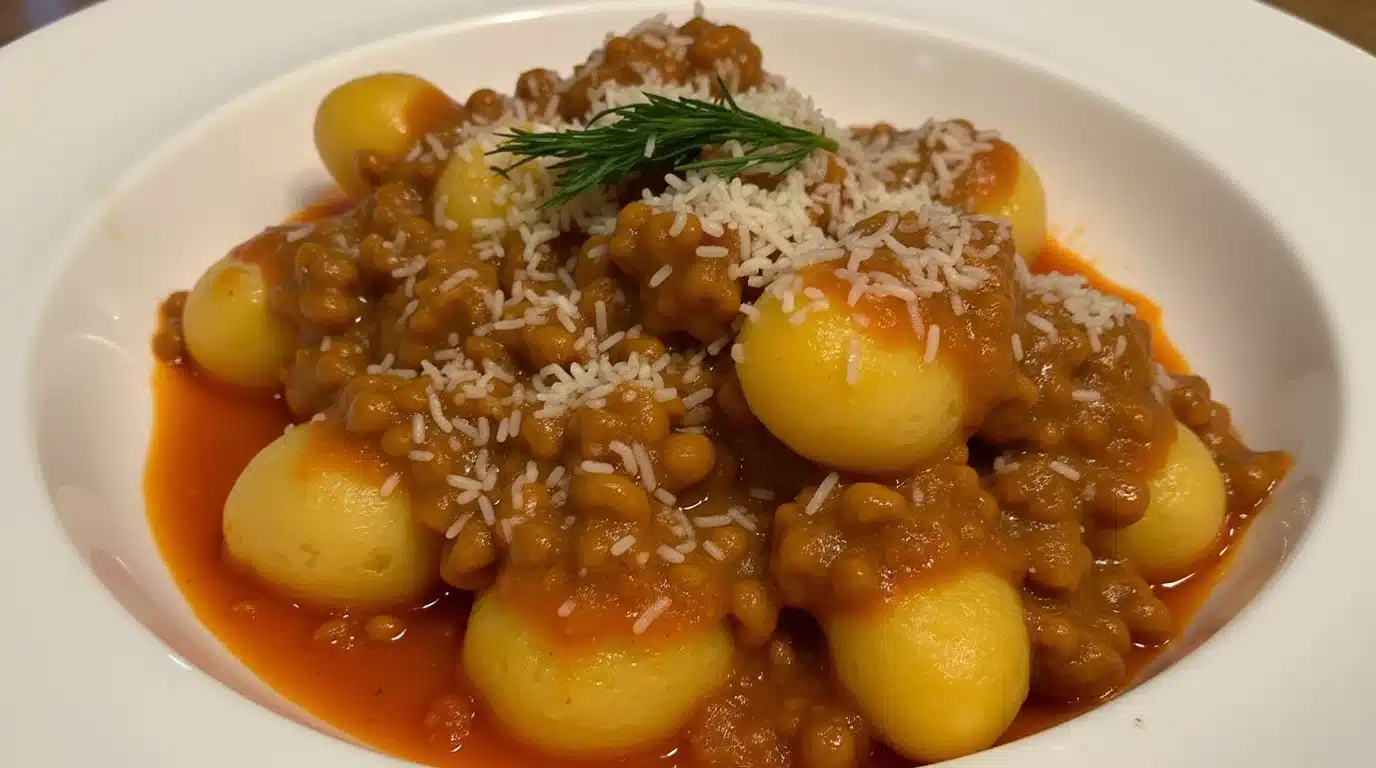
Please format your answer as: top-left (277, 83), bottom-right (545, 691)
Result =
top-left (2, 0), bottom-right (1374, 765)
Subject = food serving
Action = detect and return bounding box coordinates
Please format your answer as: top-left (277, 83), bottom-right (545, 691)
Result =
top-left (145, 8), bottom-right (1292, 767)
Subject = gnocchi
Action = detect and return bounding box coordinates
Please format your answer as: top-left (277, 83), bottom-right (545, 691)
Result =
top-left (434, 141), bottom-right (510, 238)
top-left (736, 277), bottom-right (967, 473)
top-left (433, 135), bottom-right (554, 238)
top-left (825, 569), bottom-right (1029, 762)
top-left (181, 234), bottom-right (293, 388)
top-left (313, 73), bottom-right (464, 197)
top-left (222, 421), bottom-right (441, 607)
top-left (1094, 420), bottom-right (1228, 581)
top-left (463, 589), bottom-right (734, 756)
top-left (969, 144), bottom-right (1048, 262)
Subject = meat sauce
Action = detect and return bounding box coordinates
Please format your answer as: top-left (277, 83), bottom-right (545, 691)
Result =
top-left (145, 238), bottom-right (1237, 767)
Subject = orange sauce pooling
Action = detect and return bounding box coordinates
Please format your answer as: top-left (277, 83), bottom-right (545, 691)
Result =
top-left (145, 239), bottom-right (1241, 765)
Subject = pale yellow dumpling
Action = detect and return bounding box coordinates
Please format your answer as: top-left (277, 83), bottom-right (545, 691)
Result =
top-left (463, 590), bottom-right (734, 757)
top-left (182, 241), bottom-right (293, 389)
top-left (970, 145), bottom-right (1047, 263)
top-left (434, 142), bottom-right (510, 239)
top-left (434, 136), bottom-right (553, 238)
top-left (1096, 421), bottom-right (1227, 582)
top-left (736, 289), bottom-right (966, 473)
top-left (313, 73), bottom-right (463, 197)
top-left (223, 421), bottom-right (440, 608)
top-left (825, 569), bottom-right (1029, 763)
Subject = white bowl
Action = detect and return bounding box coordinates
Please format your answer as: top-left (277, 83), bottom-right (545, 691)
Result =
top-left (2, 0), bottom-right (1375, 766)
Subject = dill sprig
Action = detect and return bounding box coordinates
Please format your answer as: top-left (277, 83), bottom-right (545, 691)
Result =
top-left (491, 81), bottom-right (840, 209)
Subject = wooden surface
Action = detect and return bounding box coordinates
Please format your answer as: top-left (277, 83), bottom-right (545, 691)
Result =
top-left (1, 0), bottom-right (1373, 51)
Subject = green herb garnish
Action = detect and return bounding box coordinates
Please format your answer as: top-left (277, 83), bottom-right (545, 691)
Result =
top-left (490, 80), bottom-right (840, 208)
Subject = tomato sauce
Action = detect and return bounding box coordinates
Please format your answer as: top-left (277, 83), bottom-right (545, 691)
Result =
top-left (144, 239), bottom-right (1244, 765)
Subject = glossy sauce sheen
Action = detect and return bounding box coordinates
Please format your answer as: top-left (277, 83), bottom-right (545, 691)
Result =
top-left (146, 240), bottom-right (1228, 766)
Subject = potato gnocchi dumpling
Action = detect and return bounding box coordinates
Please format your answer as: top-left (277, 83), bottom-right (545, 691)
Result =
top-left (181, 240), bottom-right (293, 388)
top-left (462, 589), bottom-right (734, 756)
top-left (966, 144), bottom-right (1048, 262)
top-left (223, 421), bottom-right (441, 607)
top-left (314, 73), bottom-right (464, 197)
top-left (825, 569), bottom-right (1029, 763)
top-left (1094, 420), bottom-right (1228, 581)
top-left (736, 282), bottom-right (967, 473)
top-left (434, 142), bottom-right (508, 238)
top-left (432, 140), bottom-right (551, 238)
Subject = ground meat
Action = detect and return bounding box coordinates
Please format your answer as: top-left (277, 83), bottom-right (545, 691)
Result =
top-left (686, 628), bottom-right (870, 768)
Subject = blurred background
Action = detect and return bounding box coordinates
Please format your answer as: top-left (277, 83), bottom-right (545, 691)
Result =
top-left (0, 0), bottom-right (1372, 51)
